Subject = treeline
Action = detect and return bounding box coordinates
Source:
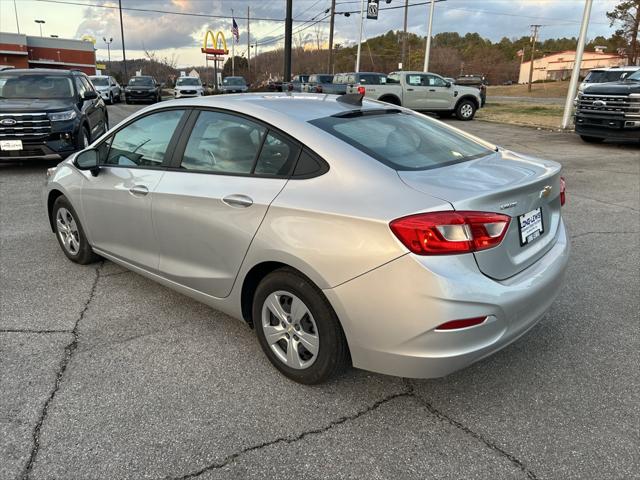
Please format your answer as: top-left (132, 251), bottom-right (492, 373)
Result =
top-left (104, 31), bottom-right (629, 86)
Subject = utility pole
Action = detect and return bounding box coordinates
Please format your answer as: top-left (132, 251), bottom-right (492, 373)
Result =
top-left (118, 0), bottom-right (128, 82)
top-left (401, 0), bottom-right (409, 69)
top-left (562, 0), bottom-right (593, 129)
top-left (328, 0), bottom-right (336, 73)
top-left (423, 0), bottom-right (435, 72)
top-left (247, 6), bottom-right (250, 76)
top-left (355, 0), bottom-right (365, 72)
top-left (284, 0), bottom-right (293, 81)
top-left (231, 9), bottom-right (235, 77)
top-left (13, 0), bottom-right (20, 34)
top-left (527, 24), bottom-right (541, 92)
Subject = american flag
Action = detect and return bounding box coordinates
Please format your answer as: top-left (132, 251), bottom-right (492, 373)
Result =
top-left (231, 18), bottom-right (239, 43)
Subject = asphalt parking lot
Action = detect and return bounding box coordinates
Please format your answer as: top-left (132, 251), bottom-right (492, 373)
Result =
top-left (1, 101), bottom-right (638, 480)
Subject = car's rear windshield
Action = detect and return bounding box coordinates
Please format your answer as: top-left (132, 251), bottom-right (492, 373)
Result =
top-left (627, 70), bottom-right (640, 81)
top-left (310, 111), bottom-right (493, 171)
top-left (177, 77), bottom-right (200, 86)
top-left (129, 77), bottom-right (153, 86)
top-left (316, 75), bottom-right (333, 83)
top-left (223, 77), bottom-right (246, 85)
top-left (0, 74), bottom-right (74, 99)
top-left (90, 77), bottom-right (109, 87)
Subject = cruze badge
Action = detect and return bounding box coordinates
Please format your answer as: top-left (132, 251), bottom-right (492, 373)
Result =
top-left (0, 118), bottom-right (17, 126)
top-left (540, 186), bottom-right (553, 198)
top-left (500, 201), bottom-right (518, 210)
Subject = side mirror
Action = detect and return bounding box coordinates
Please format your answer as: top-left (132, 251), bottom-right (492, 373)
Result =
top-left (445, 81), bottom-right (452, 88)
top-left (74, 148), bottom-right (100, 176)
top-left (83, 91), bottom-right (99, 100)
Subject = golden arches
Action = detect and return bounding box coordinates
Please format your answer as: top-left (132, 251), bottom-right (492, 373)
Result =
top-left (201, 30), bottom-right (228, 55)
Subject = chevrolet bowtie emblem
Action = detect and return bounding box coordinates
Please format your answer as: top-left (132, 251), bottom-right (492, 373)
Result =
top-left (540, 186), bottom-right (553, 198)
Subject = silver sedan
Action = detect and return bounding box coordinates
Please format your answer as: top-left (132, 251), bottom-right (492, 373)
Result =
top-left (44, 93), bottom-right (569, 384)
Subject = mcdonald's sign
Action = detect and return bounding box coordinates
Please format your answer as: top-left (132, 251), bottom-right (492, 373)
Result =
top-left (202, 30), bottom-right (229, 55)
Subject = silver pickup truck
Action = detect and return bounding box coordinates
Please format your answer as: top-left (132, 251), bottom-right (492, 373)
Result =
top-left (348, 71), bottom-right (482, 120)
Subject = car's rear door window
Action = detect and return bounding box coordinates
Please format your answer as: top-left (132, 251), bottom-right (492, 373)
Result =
top-left (180, 111), bottom-right (266, 174)
top-left (310, 111), bottom-right (492, 171)
top-left (105, 110), bottom-right (184, 167)
top-left (254, 131), bottom-right (301, 176)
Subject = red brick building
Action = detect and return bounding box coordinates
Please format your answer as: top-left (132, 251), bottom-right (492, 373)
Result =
top-left (0, 32), bottom-right (96, 74)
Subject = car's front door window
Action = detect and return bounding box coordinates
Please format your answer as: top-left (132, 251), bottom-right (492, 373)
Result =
top-left (104, 110), bottom-right (184, 168)
top-left (180, 111), bottom-right (266, 174)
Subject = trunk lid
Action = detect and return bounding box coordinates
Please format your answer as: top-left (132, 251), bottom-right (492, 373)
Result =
top-left (398, 150), bottom-right (563, 280)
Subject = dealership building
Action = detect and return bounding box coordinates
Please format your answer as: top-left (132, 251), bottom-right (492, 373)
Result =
top-left (0, 32), bottom-right (96, 74)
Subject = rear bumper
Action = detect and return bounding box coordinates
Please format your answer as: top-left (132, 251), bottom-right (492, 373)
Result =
top-left (575, 113), bottom-right (640, 140)
top-left (324, 219), bottom-right (570, 378)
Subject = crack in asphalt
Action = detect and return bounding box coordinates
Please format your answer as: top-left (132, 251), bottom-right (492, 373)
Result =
top-left (170, 388), bottom-right (415, 480)
top-left (21, 262), bottom-right (103, 480)
top-left (409, 393), bottom-right (538, 480)
top-left (101, 270), bottom-right (132, 278)
top-left (170, 379), bottom-right (537, 480)
top-left (0, 329), bottom-right (71, 334)
top-left (571, 192), bottom-right (640, 212)
top-left (571, 231), bottom-right (639, 240)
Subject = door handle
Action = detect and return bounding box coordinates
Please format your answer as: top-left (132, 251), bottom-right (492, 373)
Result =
top-left (129, 185), bottom-right (149, 196)
top-left (429, 89), bottom-right (436, 92)
top-left (222, 194), bottom-right (253, 208)
top-left (406, 88), bottom-right (414, 91)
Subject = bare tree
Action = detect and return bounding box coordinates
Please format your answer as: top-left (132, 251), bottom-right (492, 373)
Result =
top-left (607, 0), bottom-right (640, 65)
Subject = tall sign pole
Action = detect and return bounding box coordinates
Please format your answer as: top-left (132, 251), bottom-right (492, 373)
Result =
top-left (118, 0), bottom-right (128, 81)
top-left (328, 0), bottom-right (336, 73)
top-left (355, 0), bottom-right (365, 72)
top-left (231, 9), bottom-right (235, 76)
top-left (562, 0), bottom-right (593, 129)
top-left (284, 0), bottom-right (293, 81)
top-left (247, 6), bottom-right (251, 76)
top-left (423, 0), bottom-right (436, 72)
top-left (401, 0), bottom-right (409, 69)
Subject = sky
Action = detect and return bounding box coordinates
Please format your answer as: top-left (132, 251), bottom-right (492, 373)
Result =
top-left (0, 0), bottom-right (622, 68)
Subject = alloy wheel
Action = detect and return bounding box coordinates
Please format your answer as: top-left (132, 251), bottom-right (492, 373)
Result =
top-left (460, 103), bottom-right (474, 118)
top-left (261, 290), bottom-right (319, 369)
top-left (56, 207), bottom-right (80, 255)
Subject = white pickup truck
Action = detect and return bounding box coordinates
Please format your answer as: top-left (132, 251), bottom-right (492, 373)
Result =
top-left (348, 71), bottom-right (483, 120)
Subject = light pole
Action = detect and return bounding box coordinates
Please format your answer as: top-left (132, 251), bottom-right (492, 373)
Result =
top-left (423, 0), bottom-right (435, 72)
top-left (355, 0), bottom-right (365, 72)
top-left (561, 0), bottom-right (593, 129)
top-left (103, 37), bottom-right (113, 73)
top-left (35, 19), bottom-right (45, 37)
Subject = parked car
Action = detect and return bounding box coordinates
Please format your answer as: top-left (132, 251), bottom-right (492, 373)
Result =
top-left (124, 76), bottom-right (161, 104)
top-left (303, 74), bottom-right (334, 93)
top-left (455, 74), bottom-right (487, 107)
top-left (578, 65), bottom-right (640, 92)
top-left (321, 72), bottom-right (353, 95)
top-left (44, 93), bottom-right (569, 384)
top-left (287, 74), bottom-right (309, 92)
top-left (89, 75), bottom-right (121, 104)
top-left (351, 71), bottom-right (482, 120)
top-left (266, 80), bottom-right (285, 91)
top-left (220, 76), bottom-right (249, 94)
top-left (174, 76), bottom-right (204, 98)
top-left (575, 68), bottom-right (640, 143)
top-left (0, 68), bottom-right (108, 162)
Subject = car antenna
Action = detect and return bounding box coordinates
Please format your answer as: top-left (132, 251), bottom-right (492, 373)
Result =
top-left (336, 93), bottom-right (363, 106)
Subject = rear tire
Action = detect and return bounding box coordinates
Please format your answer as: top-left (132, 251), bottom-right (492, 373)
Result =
top-left (253, 268), bottom-right (349, 384)
top-left (580, 135), bottom-right (605, 144)
top-left (455, 99), bottom-right (476, 120)
top-left (52, 196), bottom-right (100, 265)
top-left (108, 92), bottom-right (113, 104)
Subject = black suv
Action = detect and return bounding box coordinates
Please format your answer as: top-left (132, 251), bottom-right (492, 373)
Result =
top-left (0, 69), bottom-right (108, 162)
top-left (124, 76), bottom-right (161, 104)
top-left (575, 69), bottom-right (640, 143)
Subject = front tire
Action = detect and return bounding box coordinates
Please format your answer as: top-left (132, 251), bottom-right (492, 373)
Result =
top-left (108, 92), bottom-right (113, 104)
top-left (253, 268), bottom-right (349, 384)
top-left (52, 196), bottom-right (100, 264)
top-left (580, 135), bottom-right (605, 144)
top-left (456, 99), bottom-right (477, 120)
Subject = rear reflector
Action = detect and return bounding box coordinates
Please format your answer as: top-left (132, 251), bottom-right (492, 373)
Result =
top-left (435, 317), bottom-right (487, 331)
top-left (389, 211), bottom-right (511, 255)
top-left (560, 176), bottom-right (566, 206)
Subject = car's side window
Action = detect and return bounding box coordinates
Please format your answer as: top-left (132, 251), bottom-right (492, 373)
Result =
top-left (80, 76), bottom-right (94, 92)
top-left (104, 110), bottom-right (184, 168)
top-left (407, 74), bottom-right (423, 86)
top-left (428, 75), bottom-right (447, 87)
top-left (74, 77), bottom-right (88, 98)
top-left (254, 131), bottom-right (301, 176)
top-left (180, 111), bottom-right (266, 174)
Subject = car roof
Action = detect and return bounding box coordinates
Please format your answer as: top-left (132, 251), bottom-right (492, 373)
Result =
top-left (605, 65), bottom-right (640, 71)
top-left (150, 92), bottom-right (398, 123)
top-left (0, 68), bottom-right (79, 76)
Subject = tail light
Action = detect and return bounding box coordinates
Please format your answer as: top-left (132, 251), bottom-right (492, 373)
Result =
top-left (560, 176), bottom-right (566, 206)
top-left (315, 85), bottom-right (323, 93)
top-left (389, 211), bottom-right (511, 255)
top-left (357, 86), bottom-right (366, 96)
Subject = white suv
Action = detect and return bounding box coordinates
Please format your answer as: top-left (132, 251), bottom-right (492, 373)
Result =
top-left (579, 65), bottom-right (640, 92)
top-left (174, 77), bottom-right (204, 98)
top-left (89, 75), bottom-right (121, 104)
